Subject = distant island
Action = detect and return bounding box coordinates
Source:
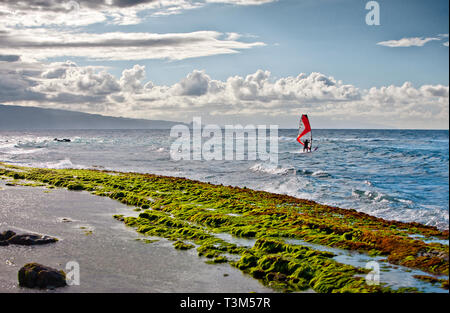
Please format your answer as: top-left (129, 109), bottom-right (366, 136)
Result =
top-left (0, 104), bottom-right (182, 130)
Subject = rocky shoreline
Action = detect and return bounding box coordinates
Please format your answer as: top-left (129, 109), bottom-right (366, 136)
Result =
top-left (0, 163), bottom-right (448, 293)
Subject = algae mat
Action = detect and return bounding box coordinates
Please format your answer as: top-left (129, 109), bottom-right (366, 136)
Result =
top-left (0, 163), bottom-right (448, 293)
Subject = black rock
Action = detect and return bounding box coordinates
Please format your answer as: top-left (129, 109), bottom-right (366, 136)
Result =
top-left (0, 230), bottom-right (16, 241)
top-left (18, 263), bottom-right (67, 289)
top-left (8, 233), bottom-right (58, 246)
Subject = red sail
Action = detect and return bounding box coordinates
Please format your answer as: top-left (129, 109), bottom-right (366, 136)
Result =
top-left (296, 114), bottom-right (311, 146)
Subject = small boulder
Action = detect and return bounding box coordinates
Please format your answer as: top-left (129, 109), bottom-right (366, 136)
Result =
top-left (8, 233), bottom-right (58, 246)
top-left (18, 263), bottom-right (67, 289)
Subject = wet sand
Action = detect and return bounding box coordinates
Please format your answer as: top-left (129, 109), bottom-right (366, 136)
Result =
top-left (0, 180), bottom-right (273, 293)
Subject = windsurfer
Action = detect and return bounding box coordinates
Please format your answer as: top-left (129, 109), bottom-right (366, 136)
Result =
top-left (297, 114), bottom-right (315, 152)
top-left (303, 139), bottom-right (311, 152)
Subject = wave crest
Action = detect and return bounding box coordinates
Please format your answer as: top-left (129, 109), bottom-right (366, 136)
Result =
top-left (250, 163), bottom-right (293, 175)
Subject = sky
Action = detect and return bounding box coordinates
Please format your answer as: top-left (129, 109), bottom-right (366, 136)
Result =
top-left (0, 0), bottom-right (448, 129)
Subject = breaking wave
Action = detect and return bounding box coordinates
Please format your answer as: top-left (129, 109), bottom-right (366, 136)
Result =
top-left (249, 163), bottom-right (293, 175)
top-left (25, 159), bottom-right (86, 170)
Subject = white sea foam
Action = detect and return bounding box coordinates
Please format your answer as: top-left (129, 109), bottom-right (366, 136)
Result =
top-left (257, 176), bottom-right (317, 204)
top-left (352, 189), bottom-right (415, 206)
top-left (359, 205), bottom-right (449, 231)
top-left (311, 170), bottom-right (331, 178)
top-left (398, 198), bottom-right (414, 205)
top-left (29, 159), bottom-right (86, 170)
top-left (353, 189), bottom-right (388, 202)
top-left (249, 163), bottom-right (292, 175)
top-left (0, 138), bottom-right (47, 155)
top-left (278, 136), bottom-right (294, 142)
top-left (1, 146), bottom-right (43, 155)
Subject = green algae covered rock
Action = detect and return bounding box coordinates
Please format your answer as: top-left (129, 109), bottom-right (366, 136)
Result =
top-left (18, 263), bottom-right (67, 289)
top-left (234, 252), bottom-right (259, 270)
top-left (67, 183), bottom-right (85, 191)
top-left (173, 240), bottom-right (195, 250)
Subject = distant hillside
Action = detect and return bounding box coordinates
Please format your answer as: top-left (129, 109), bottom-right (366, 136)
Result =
top-left (0, 104), bottom-right (183, 130)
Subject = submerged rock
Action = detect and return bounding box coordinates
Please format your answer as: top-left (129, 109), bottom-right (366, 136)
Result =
top-left (58, 217), bottom-right (73, 223)
top-left (18, 263), bottom-right (67, 289)
top-left (54, 138), bottom-right (71, 143)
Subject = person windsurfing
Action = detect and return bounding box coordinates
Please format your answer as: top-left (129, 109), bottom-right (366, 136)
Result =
top-left (303, 138), bottom-right (311, 152)
top-left (297, 114), bottom-right (314, 152)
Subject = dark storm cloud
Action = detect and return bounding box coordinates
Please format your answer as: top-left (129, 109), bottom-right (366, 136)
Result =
top-left (2, 36), bottom-right (204, 49)
top-left (0, 0), bottom-right (158, 11)
top-left (0, 60), bottom-right (118, 105)
top-left (48, 92), bottom-right (107, 104)
top-left (0, 68), bottom-right (46, 102)
top-left (112, 0), bottom-right (157, 8)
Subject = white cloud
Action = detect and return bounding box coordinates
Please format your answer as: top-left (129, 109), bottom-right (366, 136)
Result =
top-left (33, 62), bottom-right (121, 97)
top-left (377, 33), bottom-right (449, 48)
top-left (207, 0), bottom-right (277, 5)
top-left (1, 60), bottom-right (448, 129)
top-left (225, 32), bottom-right (242, 41)
top-left (0, 28), bottom-right (265, 61)
top-left (377, 36), bottom-right (441, 47)
top-left (174, 70), bottom-right (218, 96)
top-left (120, 65), bottom-right (146, 93)
top-left (0, 0), bottom-right (278, 27)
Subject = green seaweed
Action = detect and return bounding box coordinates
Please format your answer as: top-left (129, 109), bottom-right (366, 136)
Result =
top-left (0, 162), bottom-right (448, 293)
top-left (173, 240), bottom-right (195, 250)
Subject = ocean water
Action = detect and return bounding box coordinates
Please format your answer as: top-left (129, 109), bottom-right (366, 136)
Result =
top-left (0, 129), bottom-right (448, 229)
